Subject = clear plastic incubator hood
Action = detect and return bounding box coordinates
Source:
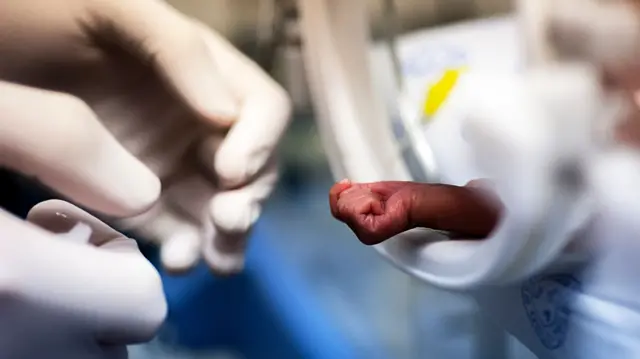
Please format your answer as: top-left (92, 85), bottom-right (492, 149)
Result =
top-left (297, 0), bottom-right (524, 291)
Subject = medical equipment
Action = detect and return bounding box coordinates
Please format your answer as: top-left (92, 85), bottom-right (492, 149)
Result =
top-left (297, 0), bottom-right (640, 358)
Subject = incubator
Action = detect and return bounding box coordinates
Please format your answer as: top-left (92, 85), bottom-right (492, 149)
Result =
top-left (298, 0), bottom-right (640, 358)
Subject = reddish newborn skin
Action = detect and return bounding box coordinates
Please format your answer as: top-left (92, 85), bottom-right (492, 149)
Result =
top-left (329, 179), bottom-right (502, 245)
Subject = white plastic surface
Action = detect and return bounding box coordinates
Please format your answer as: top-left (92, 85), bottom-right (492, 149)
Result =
top-left (299, 0), bottom-right (541, 291)
top-left (471, 149), bottom-right (640, 359)
top-left (322, 8), bottom-right (594, 293)
top-left (298, 0), bottom-right (411, 183)
top-left (370, 16), bottom-right (558, 290)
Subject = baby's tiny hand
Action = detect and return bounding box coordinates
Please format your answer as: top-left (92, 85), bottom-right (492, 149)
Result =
top-left (329, 180), bottom-right (420, 245)
top-left (329, 179), bottom-right (501, 245)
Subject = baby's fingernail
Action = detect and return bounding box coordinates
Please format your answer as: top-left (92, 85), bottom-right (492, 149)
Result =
top-left (466, 178), bottom-right (493, 189)
top-left (339, 178), bottom-right (351, 184)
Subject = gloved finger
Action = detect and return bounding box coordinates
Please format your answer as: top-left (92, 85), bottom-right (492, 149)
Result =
top-left (201, 229), bottom-right (247, 276)
top-left (118, 204), bottom-right (203, 274)
top-left (160, 223), bottom-right (202, 274)
top-left (196, 27), bottom-right (292, 188)
top-left (117, 200), bottom-right (203, 274)
top-left (204, 163), bottom-right (279, 274)
top-left (116, 170), bottom-right (220, 274)
top-left (0, 205), bottom-right (166, 344)
top-left (89, 0), bottom-right (238, 125)
top-left (0, 81), bottom-right (160, 217)
top-left (27, 199), bottom-right (139, 252)
top-left (209, 162), bottom-right (278, 234)
top-left (213, 87), bottom-right (291, 188)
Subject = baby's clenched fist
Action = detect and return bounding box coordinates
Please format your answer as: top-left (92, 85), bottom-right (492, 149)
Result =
top-left (329, 179), bottom-right (501, 245)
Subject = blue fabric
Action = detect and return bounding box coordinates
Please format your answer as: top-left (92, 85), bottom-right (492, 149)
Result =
top-left (155, 220), bottom-right (361, 359)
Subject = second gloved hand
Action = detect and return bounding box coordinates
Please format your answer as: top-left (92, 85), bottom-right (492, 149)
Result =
top-left (0, 0), bottom-right (292, 274)
top-left (0, 200), bottom-right (166, 359)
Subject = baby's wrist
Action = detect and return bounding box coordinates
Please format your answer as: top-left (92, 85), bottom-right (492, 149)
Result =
top-left (408, 183), bottom-right (500, 238)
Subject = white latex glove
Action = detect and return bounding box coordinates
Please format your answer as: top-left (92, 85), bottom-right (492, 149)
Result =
top-left (0, 64), bottom-right (167, 358)
top-left (0, 0), bottom-right (292, 274)
top-left (0, 199), bottom-right (166, 359)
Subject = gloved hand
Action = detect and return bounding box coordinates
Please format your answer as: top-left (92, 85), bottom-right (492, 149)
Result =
top-left (0, 200), bottom-right (166, 359)
top-left (0, 54), bottom-right (166, 358)
top-left (0, 199), bottom-right (166, 359)
top-left (0, 0), bottom-right (292, 274)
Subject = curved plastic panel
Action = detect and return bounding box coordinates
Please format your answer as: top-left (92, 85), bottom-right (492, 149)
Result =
top-left (297, 0), bottom-right (536, 290)
top-left (297, 0), bottom-right (411, 184)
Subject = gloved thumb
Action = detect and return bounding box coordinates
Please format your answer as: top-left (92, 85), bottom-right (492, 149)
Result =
top-left (89, 0), bottom-right (239, 126)
top-left (5, 200), bottom-right (166, 344)
top-left (27, 199), bottom-right (140, 252)
top-left (0, 81), bottom-right (160, 217)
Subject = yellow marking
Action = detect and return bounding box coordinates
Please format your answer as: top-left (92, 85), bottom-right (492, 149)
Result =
top-left (423, 67), bottom-right (466, 119)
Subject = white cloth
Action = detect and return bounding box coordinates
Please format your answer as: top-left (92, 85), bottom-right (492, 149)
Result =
top-left (417, 60), bottom-right (640, 358)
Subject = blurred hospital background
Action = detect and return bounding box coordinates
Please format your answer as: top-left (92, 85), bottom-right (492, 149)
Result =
top-left (0, 0), bottom-right (542, 358)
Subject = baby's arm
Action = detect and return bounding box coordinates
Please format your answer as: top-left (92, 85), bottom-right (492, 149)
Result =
top-left (329, 179), bottom-right (501, 245)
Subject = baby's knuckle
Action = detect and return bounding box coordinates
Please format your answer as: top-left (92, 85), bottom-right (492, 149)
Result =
top-left (336, 202), bottom-right (350, 214)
